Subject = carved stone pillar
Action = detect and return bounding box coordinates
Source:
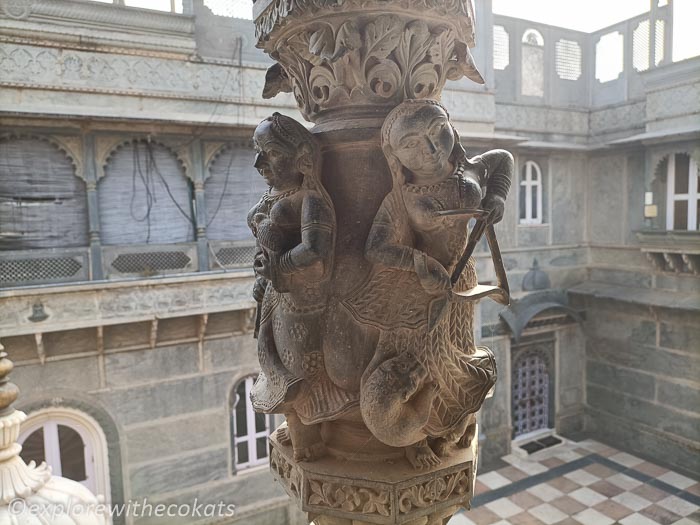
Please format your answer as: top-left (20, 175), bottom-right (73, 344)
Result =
top-left (248, 1), bottom-right (512, 524)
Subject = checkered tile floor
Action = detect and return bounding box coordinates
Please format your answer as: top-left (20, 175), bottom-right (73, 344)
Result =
top-left (449, 439), bottom-right (700, 525)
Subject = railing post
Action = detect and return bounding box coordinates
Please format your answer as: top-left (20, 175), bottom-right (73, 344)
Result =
top-left (84, 134), bottom-right (104, 281)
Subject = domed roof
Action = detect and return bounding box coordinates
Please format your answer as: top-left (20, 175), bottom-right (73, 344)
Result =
top-left (522, 259), bottom-right (551, 291)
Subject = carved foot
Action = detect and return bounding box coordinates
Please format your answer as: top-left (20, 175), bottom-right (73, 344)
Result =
top-left (430, 438), bottom-right (451, 458)
top-left (286, 412), bottom-right (327, 462)
top-left (294, 441), bottom-right (327, 462)
top-left (406, 439), bottom-right (441, 469)
top-left (276, 425), bottom-right (292, 446)
top-left (457, 422), bottom-right (477, 449)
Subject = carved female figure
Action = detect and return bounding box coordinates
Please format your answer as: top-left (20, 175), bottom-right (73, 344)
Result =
top-left (248, 113), bottom-right (355, 461)
top-left (358, 100), bottom-right (512, 467)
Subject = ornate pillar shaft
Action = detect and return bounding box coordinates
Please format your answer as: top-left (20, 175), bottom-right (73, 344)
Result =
top-left (247, 1), bottom-right (513, 523)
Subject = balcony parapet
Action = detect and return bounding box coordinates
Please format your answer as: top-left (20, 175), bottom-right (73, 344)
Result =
top-left (0, 271), bottom-right (255, 339)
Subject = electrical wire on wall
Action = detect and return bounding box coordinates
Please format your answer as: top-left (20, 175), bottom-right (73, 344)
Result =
top-left (128, 140), bottom-right (196, 244)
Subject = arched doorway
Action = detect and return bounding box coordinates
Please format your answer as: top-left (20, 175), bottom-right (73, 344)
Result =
top-left (512, 341), bottom-right (554, 438)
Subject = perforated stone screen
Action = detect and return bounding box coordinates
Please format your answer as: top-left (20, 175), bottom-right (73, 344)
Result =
top-left (555, 39), bottom-right (582, 81)
top-left (633, 20), bottom-right (650, 72)
top-left (493, 25), bottom-right (509, 71)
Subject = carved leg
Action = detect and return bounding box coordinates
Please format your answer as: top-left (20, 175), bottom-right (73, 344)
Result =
top-left (405, 438), bottom-right (441, 469)
top-left (457, 414), bottom-right (477, 449)
top-left (287, 412), bottom-right (326, 462)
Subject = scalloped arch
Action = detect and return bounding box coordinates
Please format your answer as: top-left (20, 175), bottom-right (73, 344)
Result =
top-left (0, 133), bottom-right (84, 181)
top-left (651, 149), bottom-right (700, 184)
top-left (99, 138), bottom-right (190, 182)
top-left (205, 139), bottom-right (255, 182)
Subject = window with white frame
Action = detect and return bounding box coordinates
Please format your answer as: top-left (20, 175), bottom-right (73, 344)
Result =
top-left (231, 376), bottom-right (270, 471)
top-left (19, 408), bottom-right (110, 498)
top-left (666, 153), bottom-right (699, 231)
top-left (519, 161), bottom-right (544, 225)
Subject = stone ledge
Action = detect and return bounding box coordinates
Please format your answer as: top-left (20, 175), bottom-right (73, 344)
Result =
top-left (568, 281), bottom-right (700, 312)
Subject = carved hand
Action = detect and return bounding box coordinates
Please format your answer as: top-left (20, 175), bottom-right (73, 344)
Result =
top-left (253, 277), bottom-right (267, 303)
top-left (253, 251), bottom-right (273, 280)
top-left (414, 251), bottom-right (452, 295)
top-left (480, 194), bottom-right (505, 225)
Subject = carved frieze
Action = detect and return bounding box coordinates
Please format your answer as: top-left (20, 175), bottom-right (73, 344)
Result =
top-left (0, 43), bottom-right (268, 103)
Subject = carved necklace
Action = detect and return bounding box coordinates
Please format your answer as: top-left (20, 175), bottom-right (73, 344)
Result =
top-left (403, 160), bottom-right (467, 195)
top-left (259, 186), bottom-right (300, 213)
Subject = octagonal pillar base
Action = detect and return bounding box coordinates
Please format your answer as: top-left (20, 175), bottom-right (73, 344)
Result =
top-left (270, 423), bottom-right (479, 525)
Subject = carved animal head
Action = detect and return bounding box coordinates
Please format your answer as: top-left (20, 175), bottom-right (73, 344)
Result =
top-left (375, 352), bottom-right (428, 403)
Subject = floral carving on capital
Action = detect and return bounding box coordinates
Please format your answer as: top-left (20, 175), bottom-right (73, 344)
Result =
top-left (263, 13), bottom-right (484, 120)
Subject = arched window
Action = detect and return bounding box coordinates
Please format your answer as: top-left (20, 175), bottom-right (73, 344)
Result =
top-left (0, 137), bottom-right (88, 250)
top-left (519, 161), bottom-right (543, 225)
top-left (230, 376), bottom-right (270, 472)
top-left (205, 144), bottom-right (267, 242)
top-left (521, 29), bottom-right (544, 97)
top-left (665, 153), bottom-right (699, 231)
top-left (19, 408), bottom-right (111, 498)
top-left (99, 140), bottom-right (195, 245)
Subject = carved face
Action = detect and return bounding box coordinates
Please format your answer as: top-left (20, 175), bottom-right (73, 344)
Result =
top-left (388, 104), bottom-right (455, 184)
top-left (253, 120), bottom-right (302, 191)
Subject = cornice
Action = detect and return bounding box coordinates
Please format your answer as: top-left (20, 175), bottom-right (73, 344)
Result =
top-left (0, 0), bottom-right (194, 34)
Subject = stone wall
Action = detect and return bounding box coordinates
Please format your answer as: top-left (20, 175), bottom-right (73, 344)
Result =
top-left (572, 293), bottom-right (700, 478)
top-left (12, 328), bottom-right (290, 524)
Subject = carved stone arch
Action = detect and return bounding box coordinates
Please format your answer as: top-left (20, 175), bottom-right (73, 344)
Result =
top-left (16, 391), bottom-right (126, 523)
top-left (650, 147), bottom-right (700, 184)
top-left (0, 133), bottom-right (89, 249)
top-left (0, 133), bottom-right (83, 180)
top-left (99, 137), bottom-right (191, 182)
top-left (205, 138), bottom-right (254, 182)
top-left (522, 28), bottom-right (544, 47)
top-left (649, 147), bottom-right (700, 230)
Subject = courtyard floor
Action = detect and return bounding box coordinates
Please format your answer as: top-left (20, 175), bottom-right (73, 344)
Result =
top-left (450, 439), bottom-right (700, 525)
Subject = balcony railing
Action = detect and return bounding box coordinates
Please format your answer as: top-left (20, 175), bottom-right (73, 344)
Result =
top-left (0, 240), bottom-right (256, 289)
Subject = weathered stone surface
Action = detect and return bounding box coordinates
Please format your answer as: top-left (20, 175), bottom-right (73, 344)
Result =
top-left (202, 337), bottom-right (257, 371)
top-left (13, 356), bottom-right (101, 392)
top-left (97, 370), bottom-right (235, 426)
top-left (586, 361), bottom-right (656, 400)
top-left (659, 321), bottom-right (700, 352)
top-left (657, 379), bottom-right (700, 414)
top-left (587, 384), bottom-right (699, 443)
top-left (586, 338), bottom-right (699, 383)
top-left (126, 410), bottom-right (228, 464)
top-left (585, 407), bottom-right (700, 480)
top-left (105, 343), bottom-right (199, 387)
top-left (129, 446), bottom-right (230, 496)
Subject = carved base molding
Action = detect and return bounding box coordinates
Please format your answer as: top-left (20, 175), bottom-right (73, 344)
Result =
top-left (269, 424), bottom-right (478, 525)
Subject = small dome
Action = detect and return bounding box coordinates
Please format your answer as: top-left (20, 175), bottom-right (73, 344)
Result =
top-left (522, 259), bottom-right (551, 291)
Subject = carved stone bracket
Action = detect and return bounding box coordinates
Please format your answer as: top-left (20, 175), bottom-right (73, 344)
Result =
top-left (637, 231), bottom-right (700, 276)
top-left (269, 425), bottom-right (477, 525)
